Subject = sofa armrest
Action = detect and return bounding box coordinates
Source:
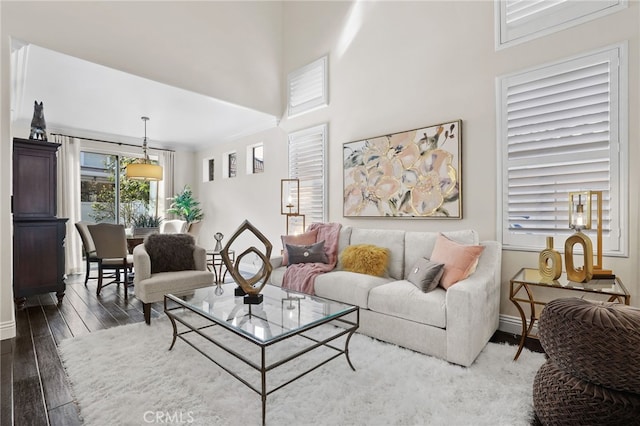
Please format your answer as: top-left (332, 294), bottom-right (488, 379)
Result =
top-left (270, 255), bottom-right (284, 270)
top-left (445, 240), bottom-right (502, 366)
top-left (133, 244), bottom-right (152, 285)
top-left (193, 245), bottom-right (207, 271)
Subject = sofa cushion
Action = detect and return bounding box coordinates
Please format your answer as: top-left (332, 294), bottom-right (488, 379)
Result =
top-left (368, 280), bottom-right (447, 328)
top-left (314, 271), bottom-right (392, 309)
top-left (286, 240), bottom-right (328, 265)
top-left (281, 229), bottom-right (318, 266)
top-left (348, 228), bottom-right (405, 279)
top-left (407, 258), bottom-right (444, 293)
top-left (145, 233), bottom-right (195, 273)
top-left (335, 226), bottom-right (353, 270)
top-left (340, 244), bottom-right (389, 277)
top-left (136, 269), bottom-right (214, 303)
top-left (430, 233), bottom-right (485, 289)
top-left (403, 230), bottom-right (478, 280)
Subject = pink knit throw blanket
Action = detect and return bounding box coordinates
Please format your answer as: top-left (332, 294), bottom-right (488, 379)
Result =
top-left (282, 222), bottom-right (342, 295)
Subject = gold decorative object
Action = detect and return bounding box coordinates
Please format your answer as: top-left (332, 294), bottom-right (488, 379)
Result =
top-left (564, 232), bottom-right (593, 282)
top-left (565, 192), bottom-right (594, 283)
top-left (566, 191), bottom-right (613, 280)
top-left (220, 220), bottom-right (273, 304)
top-left (538, 236), bottom-right (562, 280)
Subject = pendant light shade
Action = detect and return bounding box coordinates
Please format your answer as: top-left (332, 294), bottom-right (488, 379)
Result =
top-left (126, 116), bottom-right (163, 181)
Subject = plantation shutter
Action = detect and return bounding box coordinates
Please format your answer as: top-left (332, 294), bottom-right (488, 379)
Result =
top-left (288, 124), bottom-right (327, 224)
top-left (287, 56), bottom-right (328, 117)
top-left (499, 46), bottom-right (623, 253)
top-left (498, 0), bottom-right (624, 47)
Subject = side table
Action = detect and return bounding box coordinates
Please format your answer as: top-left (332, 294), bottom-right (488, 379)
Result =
top-left (510, 268), bottom-right (630, 360)
top-left (206, 250), bottom-right (235, 284)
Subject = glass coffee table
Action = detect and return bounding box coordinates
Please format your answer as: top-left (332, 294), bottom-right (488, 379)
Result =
top-left (164, 283), bottom-right (359, 425)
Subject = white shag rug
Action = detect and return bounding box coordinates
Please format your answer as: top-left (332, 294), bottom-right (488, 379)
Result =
top-left (58, 319), bottom-right (545, 426)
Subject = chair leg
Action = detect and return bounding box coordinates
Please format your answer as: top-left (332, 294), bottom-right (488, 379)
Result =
top-left (84, 257), bottom-right (90, 287)
top-left (96, 265), bottom-right (103, 296)
top-left (143, 303), bottom-right (151, 325)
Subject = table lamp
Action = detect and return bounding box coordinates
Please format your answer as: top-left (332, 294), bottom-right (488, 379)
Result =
top-left (281, 178), bottom-right (305, 235)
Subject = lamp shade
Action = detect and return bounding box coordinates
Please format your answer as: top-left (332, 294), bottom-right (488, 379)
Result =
top-left (126, 163), bottom-right (163, 181)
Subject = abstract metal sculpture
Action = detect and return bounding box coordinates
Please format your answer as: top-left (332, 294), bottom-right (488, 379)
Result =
top-left (220, 220), bottom-right (273, 304)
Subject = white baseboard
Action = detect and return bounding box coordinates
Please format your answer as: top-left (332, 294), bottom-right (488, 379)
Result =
top-left (498, 314), bottom-right (538, 337)
top-left (0, 320), bottom-right (16, 340)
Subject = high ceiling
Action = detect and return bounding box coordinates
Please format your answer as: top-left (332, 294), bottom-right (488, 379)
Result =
top-left (11, 43), bottom-right (278, 151)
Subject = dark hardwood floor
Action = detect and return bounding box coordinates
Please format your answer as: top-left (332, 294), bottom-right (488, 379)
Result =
top-left (1, 272), bottom-right (544, 426)
top-left (1, 272), bottom-right (165, 426)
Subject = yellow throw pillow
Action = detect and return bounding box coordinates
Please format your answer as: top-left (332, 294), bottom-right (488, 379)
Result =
top-left (340, 244), bottom-right (389, 277)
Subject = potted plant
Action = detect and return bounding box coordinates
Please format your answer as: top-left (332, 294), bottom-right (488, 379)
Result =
top-left (132, 213), bottom-right (163, 237)
top-left (167, 185), bottom-right (204, 224)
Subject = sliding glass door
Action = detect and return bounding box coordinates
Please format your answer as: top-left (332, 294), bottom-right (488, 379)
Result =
top-left (80, 151), bottom-right (158, 227)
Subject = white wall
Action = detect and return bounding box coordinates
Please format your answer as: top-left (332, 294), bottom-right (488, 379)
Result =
top-left (195, 127), bottom-right (287, 258)
top-left (275, 1), bottom-right (640, 318)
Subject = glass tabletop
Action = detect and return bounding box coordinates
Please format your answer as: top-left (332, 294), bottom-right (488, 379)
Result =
top-left (166, 283), bottom-right (357, 344)
top-left (511, 268), bottom-right (628, 297)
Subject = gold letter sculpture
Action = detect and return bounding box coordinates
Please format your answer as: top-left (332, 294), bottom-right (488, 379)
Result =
top-left (564, 232), bottom-right (593, 283)
top-left (539, 236), bottom-right (562, 280)
top-left (221, 220), bottom-right (273, 304)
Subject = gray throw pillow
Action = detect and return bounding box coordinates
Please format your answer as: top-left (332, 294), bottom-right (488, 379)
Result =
top-left (286, 240), bottom-right (328, 265)
top-left (407, 258), bottom-right (444, 292)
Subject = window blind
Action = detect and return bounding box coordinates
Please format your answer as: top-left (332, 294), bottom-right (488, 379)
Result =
top-left (497, 0), bottom-right (625, 48)
top-left (287, 56), bottom-right (328, 117)
top-left (499, 46), bottom-right (624, 253)
top-left (288, 124), bottom-right (327, 224)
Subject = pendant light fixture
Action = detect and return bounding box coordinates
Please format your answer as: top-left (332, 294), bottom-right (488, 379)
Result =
top-left (126, 116), bottom-right (163, 181)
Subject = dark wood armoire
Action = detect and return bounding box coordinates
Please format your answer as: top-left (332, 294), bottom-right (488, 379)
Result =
top-left (12, 138), bottom-right (67, 309)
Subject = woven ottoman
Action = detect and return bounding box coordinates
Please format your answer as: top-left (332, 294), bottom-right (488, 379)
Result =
top-left (533, 297), bottom-right (640, 425)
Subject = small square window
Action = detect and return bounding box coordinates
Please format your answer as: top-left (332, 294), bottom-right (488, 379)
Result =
top-left (202, 157), bottom-right (214, 182)
top-left (222, 151), bottom-right (237, 179)
top-left (246, 143), bottom-right (264, 175)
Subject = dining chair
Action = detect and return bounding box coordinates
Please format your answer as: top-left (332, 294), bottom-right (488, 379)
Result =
top-left (87, 223), bottom-right (134, 298)
top-left (74, 221), bottom-right (100, 286)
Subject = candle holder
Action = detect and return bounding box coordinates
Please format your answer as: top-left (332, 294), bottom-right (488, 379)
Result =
top-left (281, 179), bottom-right (304, 235)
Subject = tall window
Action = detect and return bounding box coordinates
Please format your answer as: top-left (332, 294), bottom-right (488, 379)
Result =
top-left (80, 151), bottom-right (158, 226)
top-left (497, 44), bottom-right (627, 254)
top-left (496, 0), bottom-right (626, 48)
top-left (288, 124), bottom-right (328, 224)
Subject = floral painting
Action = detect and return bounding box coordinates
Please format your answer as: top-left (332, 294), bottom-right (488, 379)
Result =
top-left (343, 120), bottom-right (462, 218)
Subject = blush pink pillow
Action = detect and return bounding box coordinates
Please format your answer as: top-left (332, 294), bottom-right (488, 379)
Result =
top-left (281, 229), bottom-right (318, 266)
top-left (430, 233), bottom-right (485, 289)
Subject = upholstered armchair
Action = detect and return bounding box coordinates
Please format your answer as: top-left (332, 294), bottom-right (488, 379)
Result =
top-left (133, 233), bottom-right (214, 324)
top-left (160, 219), bottom-right (187, 234)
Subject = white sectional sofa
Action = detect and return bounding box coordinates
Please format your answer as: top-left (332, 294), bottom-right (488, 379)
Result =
top-left (269, 227), bottom-right (501, 367)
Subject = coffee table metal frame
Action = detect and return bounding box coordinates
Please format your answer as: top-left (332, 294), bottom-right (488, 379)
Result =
top-left (164, 286), bottom-right (359, 425)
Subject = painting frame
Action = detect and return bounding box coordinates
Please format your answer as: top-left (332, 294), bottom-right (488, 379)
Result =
top-left (343, 120), bottom-right (462, 219)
